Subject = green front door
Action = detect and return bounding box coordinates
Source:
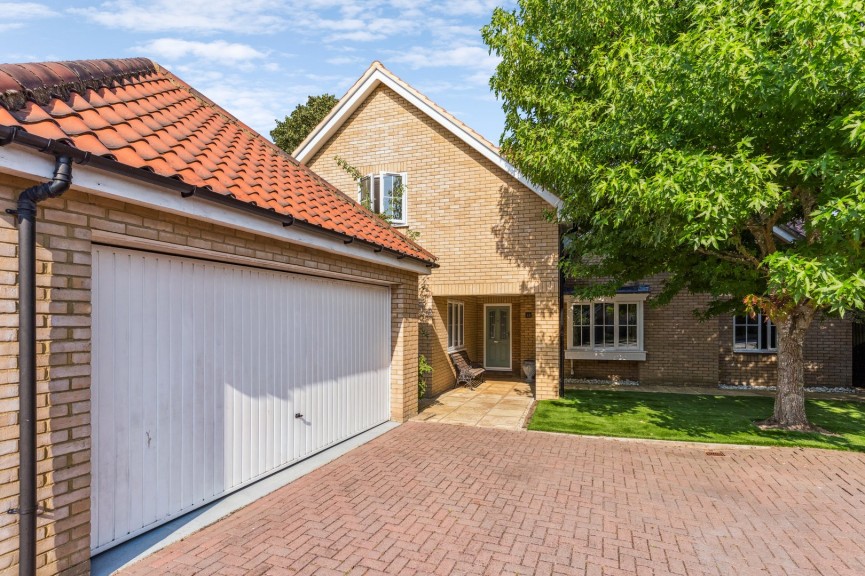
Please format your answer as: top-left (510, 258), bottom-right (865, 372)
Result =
top-left (485, 305), bottom-right (511, 370)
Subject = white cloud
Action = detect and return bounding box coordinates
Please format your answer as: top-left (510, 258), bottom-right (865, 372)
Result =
top-left (70, 0), bottom-right (286, 34)
top-left (391, 45), bottom-right (498, 71)
top-left (133, 38), bottom-right (268, 65)
top-left (432, 0), bottom-right (511, 16)
top-left (326, 56), bottom-right (362, 66)
top-left (0, 2), bottom-right (56, 33)
top-left (0, 2), bottom-right (56, 20)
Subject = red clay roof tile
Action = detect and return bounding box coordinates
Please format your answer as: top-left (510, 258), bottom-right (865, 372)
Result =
top-left (0, 57), bottom-right (434, 264)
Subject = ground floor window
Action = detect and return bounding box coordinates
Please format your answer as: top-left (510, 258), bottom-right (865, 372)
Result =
top-left (448, 301), bottom-right (464, 350)
top-left (733, 314), bottom-right (777, 352)
top-left (567, 296), bottom-right (646, 360)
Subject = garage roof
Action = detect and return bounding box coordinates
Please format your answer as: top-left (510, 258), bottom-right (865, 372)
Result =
top-left (0, 58), bottom-right (436, 265)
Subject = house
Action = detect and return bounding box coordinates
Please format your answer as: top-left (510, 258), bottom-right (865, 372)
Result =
top-left (294, 62), bottom-right (564, 401)
top-left (294, 62), bottom-right (856, 394)
top-left (0, 58), bottom-right (436, 575)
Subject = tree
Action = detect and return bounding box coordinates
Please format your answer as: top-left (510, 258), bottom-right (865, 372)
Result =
top-left (483, 0), bottom-right (865, 430)
top-left (271, 94), bottom-right (339, 153)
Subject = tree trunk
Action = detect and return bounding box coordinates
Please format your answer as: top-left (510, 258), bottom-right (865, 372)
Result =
top-left (762, 303), bottom-right (817, 430)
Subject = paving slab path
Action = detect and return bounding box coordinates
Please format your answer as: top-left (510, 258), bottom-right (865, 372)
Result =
top-left (413, 378), bottom-right (534, 430)
top-left (117, 422), bottom-right (865, 576)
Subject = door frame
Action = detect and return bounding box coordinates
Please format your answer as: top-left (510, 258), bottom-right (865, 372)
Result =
top-left (483, 303), bottom-right (512, 371)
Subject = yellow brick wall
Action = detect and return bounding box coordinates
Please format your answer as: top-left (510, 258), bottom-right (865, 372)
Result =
top-left (0, 172), bottom-right (420, 575)
top-left (307, 85), bottom-right (561, 398)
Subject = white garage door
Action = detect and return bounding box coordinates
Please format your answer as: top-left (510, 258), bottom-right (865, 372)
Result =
top-left (90, 245), bottom-right (391, 553)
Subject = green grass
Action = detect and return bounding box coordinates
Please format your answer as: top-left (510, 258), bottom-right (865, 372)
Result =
top-left (528, 390), bottom-right (865, 452)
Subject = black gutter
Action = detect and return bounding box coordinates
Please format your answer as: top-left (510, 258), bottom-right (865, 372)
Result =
top-left (0, 126), bottom-right (438, 269)
top-left (8, 154), bottom-right (73, 576)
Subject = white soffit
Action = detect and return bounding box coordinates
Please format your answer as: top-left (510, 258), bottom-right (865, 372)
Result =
top-left (293, 64), bottom-right (563, 211)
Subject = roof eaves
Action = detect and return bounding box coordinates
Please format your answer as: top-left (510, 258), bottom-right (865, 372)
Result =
top-left (0, 124), bottom-right (438, 268)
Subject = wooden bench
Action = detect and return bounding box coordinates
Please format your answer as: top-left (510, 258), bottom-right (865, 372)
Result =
top-left (449, 350), bottom-right (486, 389)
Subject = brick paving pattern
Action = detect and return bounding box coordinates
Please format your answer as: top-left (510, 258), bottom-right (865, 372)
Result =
top-left (119, 423), bottom-right (865, 576)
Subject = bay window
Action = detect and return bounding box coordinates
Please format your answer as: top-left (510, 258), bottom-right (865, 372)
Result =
top-left (566, 296), bottom-right (646, 360)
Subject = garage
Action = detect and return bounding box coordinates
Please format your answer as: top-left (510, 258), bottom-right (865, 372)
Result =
top-left (90, 245), bottom-right (392, 553)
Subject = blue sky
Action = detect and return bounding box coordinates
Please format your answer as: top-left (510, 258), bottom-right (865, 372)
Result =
top-left (0, 1), bottom-right (513, 145)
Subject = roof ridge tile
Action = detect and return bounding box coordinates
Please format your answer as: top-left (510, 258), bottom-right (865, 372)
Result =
top-left (0, 58), bottom-right (156, 111)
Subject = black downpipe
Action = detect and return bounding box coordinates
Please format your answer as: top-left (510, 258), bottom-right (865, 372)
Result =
top-left (558, 227), bottom-right (566, 398)
top-left (14, 155), bottom-right (72, 576)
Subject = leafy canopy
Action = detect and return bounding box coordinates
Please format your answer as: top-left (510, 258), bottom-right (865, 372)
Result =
top-left (271, 93), bottom-right (339, 154)
top-left (483, 0), bottom-right (865, 317)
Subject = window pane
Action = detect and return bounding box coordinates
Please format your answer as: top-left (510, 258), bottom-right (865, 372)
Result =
top-left (382, 173), bottom-right (404, 222)
top-left (458, 304), bottom-right (464, 347)
top-left (373, 176), bottom-right (381, 214)
top-left (617, 303), bottom-right (638, 348)
top-left (447, 304), bottom-right (453, 348)
top-left (488, 310), bottom-right (496, 340)
top-left (593, 303), bottom-right (614, 347)
top-left (572, 304), bottom-right (590, 347)
top-left (733, 315), bottom-right (760, 350)
top-left (768, 319), bottom-right (777, 350)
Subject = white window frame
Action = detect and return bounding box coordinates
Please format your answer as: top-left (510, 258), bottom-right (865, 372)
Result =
top-left (565, 294), bottom-right (647, 361)
top-left (358, 171), bottom-right (408, 226)
top-left (733, 314), bottom-right (777, 353)
top-left (447, 300), bottom-right (465, 351)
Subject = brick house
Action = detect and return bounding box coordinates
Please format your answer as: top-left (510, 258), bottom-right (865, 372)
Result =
top-left (0, 58), bottom-right (435, 574)
top-left (294, 62), bottom-right (563, 401)
top-left (294, 62), bottom-right (855, 393)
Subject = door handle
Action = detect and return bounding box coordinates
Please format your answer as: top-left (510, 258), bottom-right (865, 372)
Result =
top-left (295, 413), bottom-right (303, 419)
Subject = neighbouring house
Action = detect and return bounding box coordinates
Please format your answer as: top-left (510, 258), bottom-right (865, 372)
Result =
top-left (0, 58), bottom-right (436, 575)
top-left (294, 61), bottom-right (856, 395)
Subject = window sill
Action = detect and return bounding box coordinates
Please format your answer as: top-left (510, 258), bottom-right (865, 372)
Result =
top-left (565, 349), bottom-right (646, 361)
top-left (447, 346), bottom-right (465, 353)
top-left (732, 349), bottom-right (777, 355)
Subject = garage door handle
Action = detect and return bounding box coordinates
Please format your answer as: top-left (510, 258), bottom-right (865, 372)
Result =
top-left (295, 413), bottom-right (303, 419)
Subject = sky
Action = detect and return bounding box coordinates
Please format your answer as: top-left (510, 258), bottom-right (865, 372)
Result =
top-left (0, 0), bottom-right (514, 145)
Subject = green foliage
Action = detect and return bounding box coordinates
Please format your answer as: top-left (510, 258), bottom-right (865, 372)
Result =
top-left (271, 94), bottom-right (339, 153)
top-left (529, 390), bottom-right (865, 452)
top-left (418, 354), bottom-right (433, 399)
top-left (335, 155), bottom-right (363, 181)
top-left (483, 0), bottom-right (865, 317)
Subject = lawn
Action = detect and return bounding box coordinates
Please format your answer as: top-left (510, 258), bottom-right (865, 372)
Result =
top-left (529, 390), bottom-right (865, 452)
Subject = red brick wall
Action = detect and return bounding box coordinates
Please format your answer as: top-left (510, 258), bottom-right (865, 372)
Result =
top-left (568, 277), bottom-right (852, 388)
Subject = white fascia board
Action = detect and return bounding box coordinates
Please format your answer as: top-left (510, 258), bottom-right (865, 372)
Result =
top-left (0, 143), bottom-right (431, 276)
top-left (294, 69), bottom-right (563, 211)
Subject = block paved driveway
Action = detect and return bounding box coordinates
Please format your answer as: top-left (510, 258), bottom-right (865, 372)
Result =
top-left (119, 423), bottom-right (865, 576)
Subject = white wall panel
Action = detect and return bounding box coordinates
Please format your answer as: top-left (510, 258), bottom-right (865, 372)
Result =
top-left (91, 245), bottom-right (391, 553)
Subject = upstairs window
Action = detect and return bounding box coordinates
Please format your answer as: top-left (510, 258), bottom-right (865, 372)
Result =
top-left (359, 172), bottom-right (407, 226)
top-left (733, 314), bottom-right (777, 352)
top-left (447, 301), bottom-right (464, 351)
